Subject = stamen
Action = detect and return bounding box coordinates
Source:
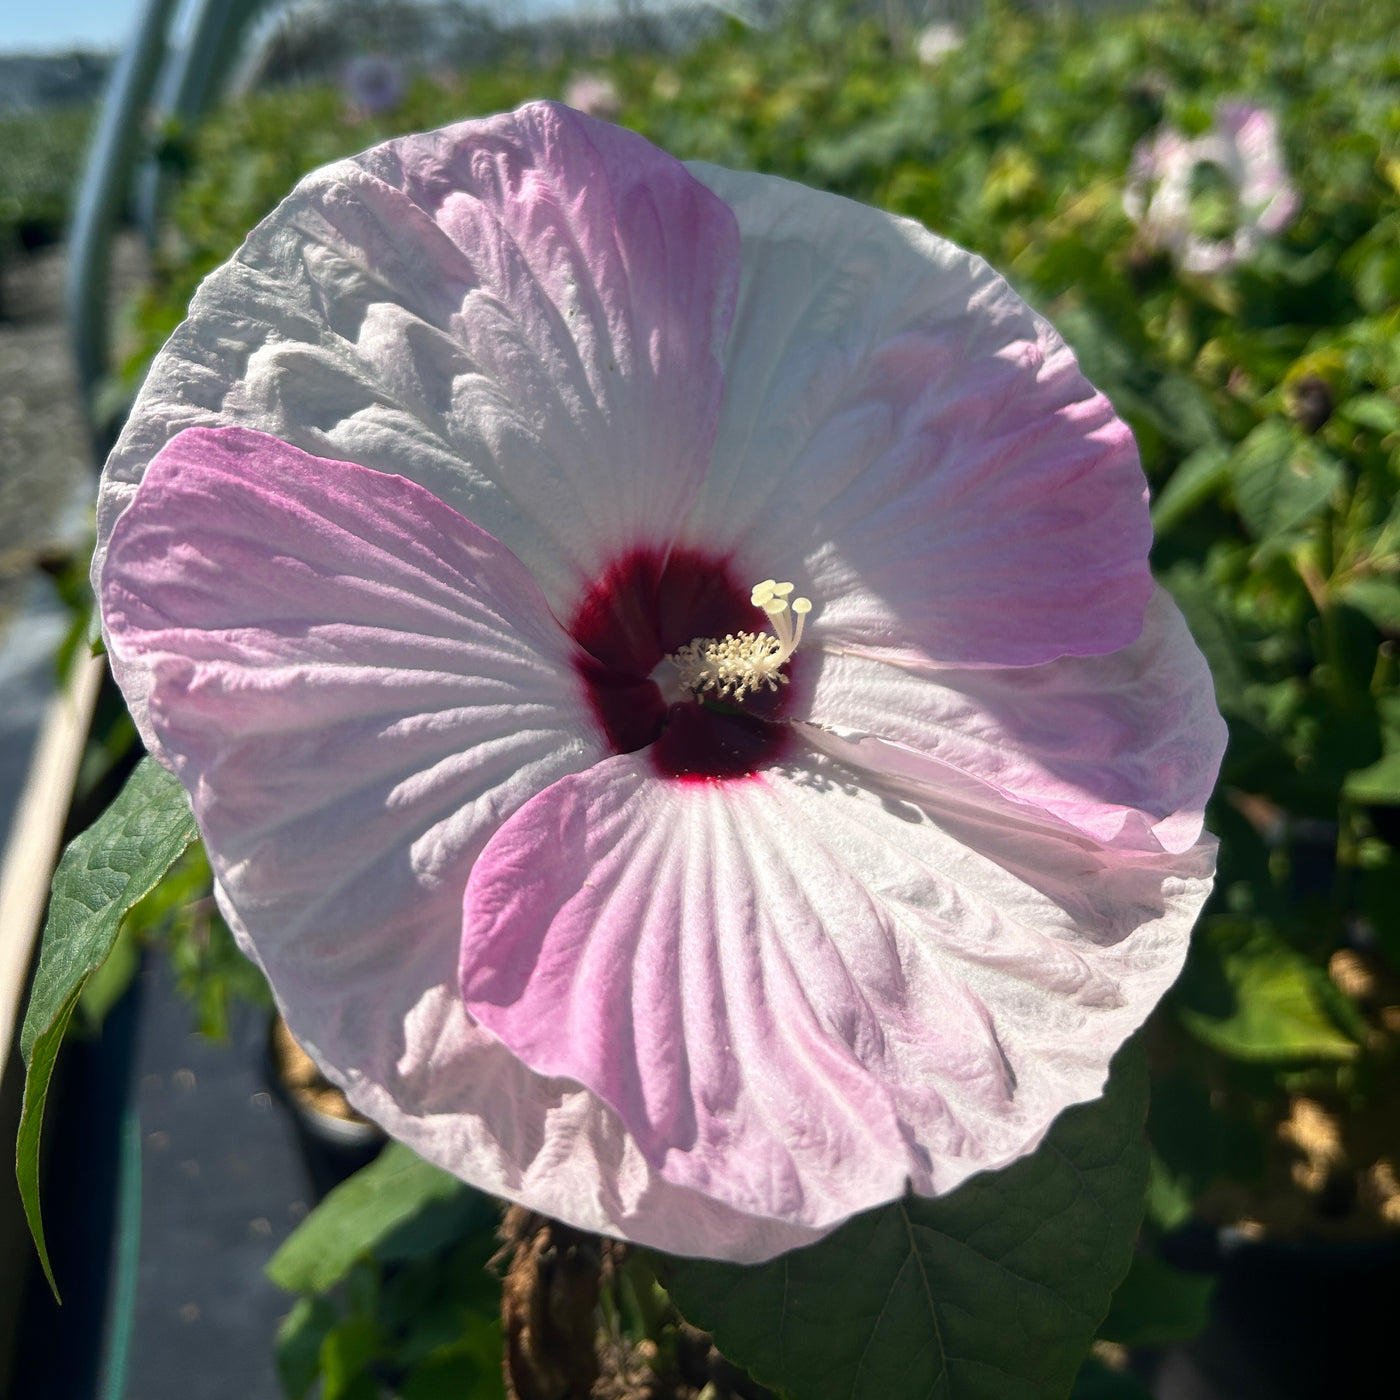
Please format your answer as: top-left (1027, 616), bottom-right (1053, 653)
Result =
top-left (667, 579), bottom-right (813, 702)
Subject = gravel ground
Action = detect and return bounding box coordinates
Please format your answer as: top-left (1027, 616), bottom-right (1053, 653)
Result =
top-left (0, 241), bottom-right (94, 630)
top-left (0, 234), bottom-right (149, 632)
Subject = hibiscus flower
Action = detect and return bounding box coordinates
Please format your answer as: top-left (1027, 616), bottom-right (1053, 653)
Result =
top-left (1124, 101), bottom-right (1299, 274)
top-left (96, 101), bottom-right (1224, 1262)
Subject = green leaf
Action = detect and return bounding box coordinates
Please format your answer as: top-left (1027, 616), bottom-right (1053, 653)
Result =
top-left (1143, 1151), bottom-right (1193, 1232)
top-left (1345, 751), bottom-right (1400, 804)
top-left (374, 1180), bottom-right (498, 1266)
top-left (276, 1296), bottom-right (339, 1400)
top-left (1158, 562), bottom-right (1254, 717)
top-left (18, 758), bottom-right (198, 1061)
top-left (400, 1353), bottom-right (489, 1400)
top-left (266, 1143), bottom-right (465, 1294)
top-left (15, 757), bottom-right (199, 1295)
top-left (320, 1315), bottom-right (383, 1400)
top-left (1152, 375), bottom-right (1224, 454)
top-left (660, 1039), bottom-right (1149, 1400)
top-left (1340, 393), bottom-right (1400, 436)
top-left (74, 918), bottom-right (141, 1035)
top-left (1228, 420), bottom-right (1343, 542)
top-left (1337, 577), bottom-right (1400, 635)
top-left (1175, 921), bottom-right (1358, 1062)
top-left (1097, 1253), bottom-right (1215, 1347)
top-left (1150, 444), bottom-right (1230, 537)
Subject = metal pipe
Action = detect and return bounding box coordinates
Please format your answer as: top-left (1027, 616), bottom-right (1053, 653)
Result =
top-left (65, 0), bottom-right (181, 460)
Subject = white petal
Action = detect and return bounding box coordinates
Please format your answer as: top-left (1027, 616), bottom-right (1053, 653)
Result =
top-left (681, 164), bottom-right (1153, 668)
top-left (96, 102), bottom-right (740, 634)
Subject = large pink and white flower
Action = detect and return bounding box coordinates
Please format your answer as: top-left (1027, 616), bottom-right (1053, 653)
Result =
top-left (96, 101), bottom-right (1224, 1262)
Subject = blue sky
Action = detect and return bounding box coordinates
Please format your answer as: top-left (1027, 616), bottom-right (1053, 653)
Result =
top-left (1, 0), bottom-right (148, 54)
top-left (0, 0), bottom-right (609, 55)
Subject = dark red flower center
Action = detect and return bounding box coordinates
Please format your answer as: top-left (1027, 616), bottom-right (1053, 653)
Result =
top-left (568, 547), bottom-right (796, 780)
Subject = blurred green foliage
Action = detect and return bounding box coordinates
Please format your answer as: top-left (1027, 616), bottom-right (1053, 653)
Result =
top-left (116, 840), bottom-right (273, 1039)
top-left (107, 0), bottom-right (1400, 1388)
top-left (0, 105), bottom-right (94, 256)
top-left (268, 1146), bottom-right (505, 1400)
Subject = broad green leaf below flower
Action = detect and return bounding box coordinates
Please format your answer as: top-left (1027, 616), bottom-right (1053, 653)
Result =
top-left (658, 1038), bottom-right (1149, 1400)
top-left (15, 756), bottom-right (199, 1294)
top-left (266, 1143), bottom-right (471, 1294)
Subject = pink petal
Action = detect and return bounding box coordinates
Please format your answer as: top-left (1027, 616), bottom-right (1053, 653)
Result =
top-left (1215, 103), bottom-right (1298, 233)
top-left (679, 165), bottom-right (1153, 668)
top-left (102, 422), bottom-right (606, 985)
top-left (460, 750), bottom-right (1216, 1231)
top-left (96, 101), bottom-right (738, 637)
top-left (216, 885), bottom-right (825, 1264)
top-left (800, 586), bottom-right (1227, 855)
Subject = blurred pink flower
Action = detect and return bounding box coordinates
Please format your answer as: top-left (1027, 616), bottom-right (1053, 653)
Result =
top-left (562, 72), bottom-right (620, 119)
top-left (97, 102), bottom-right (1223, 1262)
top-left (1125, 101), bottom-right (1299, 273)
top-left (342, 53), bottom-right (405, 117)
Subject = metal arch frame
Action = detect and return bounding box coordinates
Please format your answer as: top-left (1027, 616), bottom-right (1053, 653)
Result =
top-left (66, 0), bottom-right (270, 460)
